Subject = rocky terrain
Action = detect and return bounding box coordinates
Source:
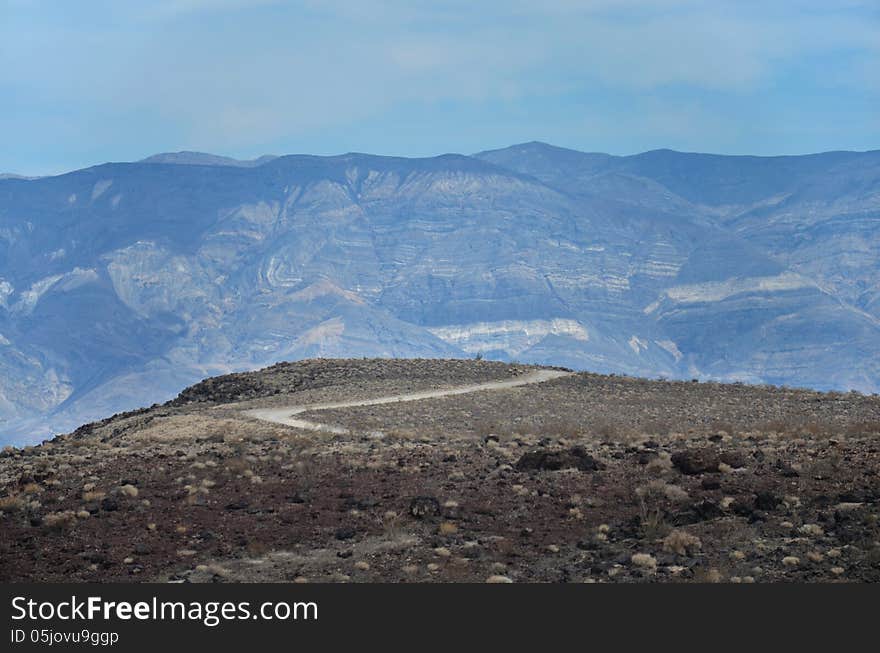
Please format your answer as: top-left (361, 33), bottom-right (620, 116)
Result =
top-left (2, 142), bottom-right (880, 444)
top-left (1, 358), bottom-right (879, 583)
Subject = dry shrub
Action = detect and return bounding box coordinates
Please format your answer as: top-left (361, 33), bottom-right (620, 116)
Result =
top-left (135, 415), bottom-right (246, 444)
top-left (225, 457), bottom-right (251, 475)
top-left (0, 494), bottom-right (25, 512)
top-left (693, 567), bottom-right (724, 583)
top-left (635, 480), bottom-right (690, 539)
top-left (438, 521), bottom-right (458, 535)
top-left (638, 505), bottom-right (670, 540)
top-left (759, 418), bottom-right (836, 438)
top-left (43, 510), bottom-right (77, 531)
top-left (645, 452), bottom-right (673, 474)
top-left (758, 418), bottom-right (797, 436)
top-left (662, 529), bottom-right (702, 556)
top-left (545, 418), bottom-right (585, 439)
top-left (475, 418), bottom-right (502, 439)
top-left (385, 427), bottom-right (420, 440)
top-left (346, 414), bottom-right (384, 434)
top-left (845, 421), bottom-right (880, 436)
top-left (591, 422), bottom-right (618, 440)
top-left (709, 420), bottom-right (737, 437)
top-left (809, 450), bottom-right (843, 479)
top-left (82, 490), bottom-right (106, 502)
top-left (637, 479), bottom-right (689, 504)
top-left (117, 484), bottom-right (139, 498)
top-left (631, 553), bottom-right (657, 572)
top-left (641, 420), bottom-right (673, 437)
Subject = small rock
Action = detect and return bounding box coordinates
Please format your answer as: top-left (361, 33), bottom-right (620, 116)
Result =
top-left (335, 527), bottom-right (356, 541)
top-left (774, 460), bottom-right (799, 477)
top-left (485, 575), bottom-right (514, 583)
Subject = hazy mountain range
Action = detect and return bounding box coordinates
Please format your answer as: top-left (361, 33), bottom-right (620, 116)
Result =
top-left (1, 142), bottom-right (879, 444)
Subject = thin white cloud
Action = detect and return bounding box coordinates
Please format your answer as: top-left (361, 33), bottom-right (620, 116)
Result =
top-left (1, 0), bottom-right (877, 171)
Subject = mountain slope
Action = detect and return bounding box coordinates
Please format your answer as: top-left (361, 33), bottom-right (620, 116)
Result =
top-left (2, 144), bottom-right (880, 444)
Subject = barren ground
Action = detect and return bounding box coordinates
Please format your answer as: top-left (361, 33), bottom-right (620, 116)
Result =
top-left (1, 358), bottom-right (879, 583)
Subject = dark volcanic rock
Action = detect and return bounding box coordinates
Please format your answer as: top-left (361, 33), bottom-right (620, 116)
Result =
top-left (673, 499), bottom-right (724, 525)
top-left (671, 449), bottom-right (720, 475)
top-left (409, 496), bottom-right (441, 519)
top-left (334, 527), bottom-right (356, 541)
top-left (515, 447), bottom-right (604, 472)
top-left (693, 499), bottom-right (725, 521)
top-left (719, 451), bottom-right (747, 469)
top-left (774, 460), bottom-right (800, 477)
top-left (754, 492), bottom-right (781, 511)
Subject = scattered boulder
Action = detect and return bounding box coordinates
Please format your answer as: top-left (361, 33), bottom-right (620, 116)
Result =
top-left (100, 498), bottom-right (119, 512)
top-left (774, 460), bottom-right (799, 477)
top-left (693, 499), bottom-right (725, 521)
top-left (719, 451), bottom-right (747, 469)
top-left (133, 542), bottom-right (152, 555)
top-left (671, 449), bottom-right (719, 475)
top-left (334, 527), bottom-right (356, 541)
top-left (409, 496), bottom-right (441, 519)
top-left (754, 492), bottom-right (781, 511)
top-left (515, 447), bottom-right (604, 472)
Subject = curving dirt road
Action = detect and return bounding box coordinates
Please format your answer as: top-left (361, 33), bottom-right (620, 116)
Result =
top-left (243, 368), bottom-right (572, 434)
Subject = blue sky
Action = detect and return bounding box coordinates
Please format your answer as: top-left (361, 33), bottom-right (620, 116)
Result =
top-left (2, 0), bottom-right (878, 175)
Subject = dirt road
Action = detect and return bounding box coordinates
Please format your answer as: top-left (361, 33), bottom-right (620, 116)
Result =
top-left (243, 368), bottom-right (572, 433)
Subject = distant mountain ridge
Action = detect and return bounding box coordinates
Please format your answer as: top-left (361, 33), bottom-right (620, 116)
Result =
top-left (140, 151), bottom-right (279, 167)
top-left (1, 142), bottom-right (879, 444)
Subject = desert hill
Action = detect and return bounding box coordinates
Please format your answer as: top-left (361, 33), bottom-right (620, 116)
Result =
top-left (1, 358), bottom-right (879, 583)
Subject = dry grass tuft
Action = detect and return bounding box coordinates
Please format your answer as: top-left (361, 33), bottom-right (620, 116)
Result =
top-left (662, 529), bottom-right (702, 556)
top-left (117, 484), bottom-right (139, 498)
top-left (0, 494), bottom-right (25, 512)
top-left (43, 510), bottom-right (77, 531)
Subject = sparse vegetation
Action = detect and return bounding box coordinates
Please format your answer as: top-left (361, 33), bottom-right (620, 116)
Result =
top-left (2, 359), bottom-right (879, 583)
